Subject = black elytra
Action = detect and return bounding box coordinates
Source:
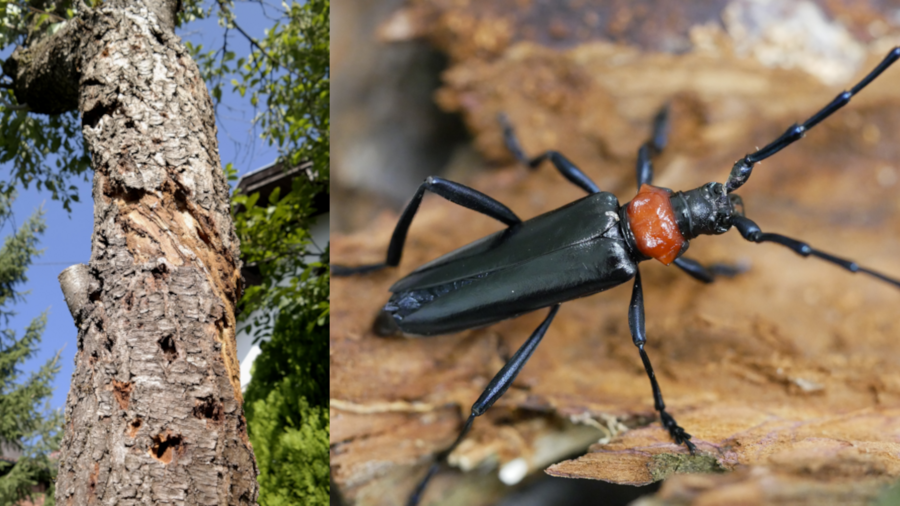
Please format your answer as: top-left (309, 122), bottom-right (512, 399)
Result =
top-left (333, 47), bottom-right (900, 506)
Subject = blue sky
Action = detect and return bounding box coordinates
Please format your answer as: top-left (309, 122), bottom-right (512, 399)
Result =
top-left (3, 1), bottom-right (282, 412)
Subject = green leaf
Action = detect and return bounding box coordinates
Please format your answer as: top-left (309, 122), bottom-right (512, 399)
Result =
top-left (234, 5), bottom-right (330, 503)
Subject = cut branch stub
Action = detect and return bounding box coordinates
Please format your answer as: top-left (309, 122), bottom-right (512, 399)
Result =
top-left (3, 23), bottom-right (81, 114)
top-left (58, 263), bottom-right (95, 328)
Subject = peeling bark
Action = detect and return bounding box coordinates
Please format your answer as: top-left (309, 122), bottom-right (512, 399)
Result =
top-left (13, 1), bottom-right (262, 504)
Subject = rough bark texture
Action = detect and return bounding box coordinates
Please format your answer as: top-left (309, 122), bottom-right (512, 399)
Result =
top-left (332, 1), bottom-right (900, 505)
top-left (107, 0), bottom-right (180, 33)
top-left (6, 2), bottom-right (259, 504)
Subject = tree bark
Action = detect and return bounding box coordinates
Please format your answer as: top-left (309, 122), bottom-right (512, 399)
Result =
top-left (7, 1), bottom-right (259, 504)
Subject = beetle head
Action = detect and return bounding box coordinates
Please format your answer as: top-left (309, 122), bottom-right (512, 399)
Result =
top-left (671, 182), bottom-right (735, 239)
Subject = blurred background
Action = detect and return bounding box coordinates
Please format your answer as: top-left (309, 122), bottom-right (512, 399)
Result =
top-left (332, 1), bottom-right (900, 505)
top-left (333, 0), bottom-right (900, 234)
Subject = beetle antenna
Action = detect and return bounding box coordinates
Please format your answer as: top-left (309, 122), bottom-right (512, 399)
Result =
top-left (726, 47), bottom-right (900, 193)
top-left (733, 216), bottom-right (900, 289)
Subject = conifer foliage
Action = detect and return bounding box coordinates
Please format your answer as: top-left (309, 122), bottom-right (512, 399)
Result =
top-left (0, 197), bottom-right (62, 506)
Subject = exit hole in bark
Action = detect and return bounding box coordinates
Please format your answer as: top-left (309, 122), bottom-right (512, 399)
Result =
top-left (82, 96), bottom-right (118, 129)
top-left (192, 396), bottom-right (224, 422)
top-left (88, 462), bottom-right (99, 495)
top-left (149, 433), bottom-right (183, 465)
top-left (152, 261), bottom-right (169, 279)
top-left (127, 418), bottom-right (142, 438)
top-left (159, 334), bottom-right (177, 361)
top-left (112, 380), bottom-right (133, 410)
top-left (195, 225), bottom-right (211, 246)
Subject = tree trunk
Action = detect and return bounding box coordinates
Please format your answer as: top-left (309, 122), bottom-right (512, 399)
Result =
top-left (8, 1), bottom-right (259, 504)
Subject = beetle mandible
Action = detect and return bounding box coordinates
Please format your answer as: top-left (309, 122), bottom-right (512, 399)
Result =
top-left (334, 46), bottom-right (900, 506)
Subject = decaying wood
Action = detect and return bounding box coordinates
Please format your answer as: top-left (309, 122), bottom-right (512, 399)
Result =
top-left (6, 1), bottom-right (259, 503)
top-left (560, 406), bottom-right (900, 506)
top-left (332, 1), bottom-right (900, 505)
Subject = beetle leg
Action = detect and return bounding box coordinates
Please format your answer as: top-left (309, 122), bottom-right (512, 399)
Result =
top-left (733, 215), bottom-right (900, 289)
top-left (332, 176), bottom-right (522, 276)
top-left (636, 105), bottom-right (670, 189)
top-left (407, 305), bottom-right (561, 506)
top-left (727, 47), bottom-right (900, 193)
top-left (673, 256), bottom-right (746, 284)
top-left (628, 270), bottom-right (697, 453)
top-left (499, 113), bottom-right (600, 194)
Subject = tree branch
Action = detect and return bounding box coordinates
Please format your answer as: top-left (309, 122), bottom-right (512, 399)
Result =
top-left (2, 18), bottom-right (81, 114)
top-left (215, 0), bottom-right (297, 78)
top-left (0, 98), bottom-right (31, 111)
top-left (27, 6), bottom-right (66, 23)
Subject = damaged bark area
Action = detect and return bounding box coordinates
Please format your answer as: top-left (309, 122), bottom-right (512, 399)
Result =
top-left (19, 2), bottom-right (262, 505)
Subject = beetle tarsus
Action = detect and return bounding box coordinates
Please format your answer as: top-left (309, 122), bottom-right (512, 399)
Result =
top-left (406, 462), bottom-right (440, 506)
top-left (660, 409), bottom-right (696, 454)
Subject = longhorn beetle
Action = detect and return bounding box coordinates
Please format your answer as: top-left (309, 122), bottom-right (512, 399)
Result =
top-left (333, 47), bottom-right (900, 506)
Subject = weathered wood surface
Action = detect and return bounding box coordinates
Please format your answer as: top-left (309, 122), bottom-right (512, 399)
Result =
top-left (332, 1), bottom-right (900, 504)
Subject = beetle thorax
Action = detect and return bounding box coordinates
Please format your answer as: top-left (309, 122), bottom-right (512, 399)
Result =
top-left (624, 182), bottom-right (735, 265)
top-left (625, 185), bottom-right (686, 265)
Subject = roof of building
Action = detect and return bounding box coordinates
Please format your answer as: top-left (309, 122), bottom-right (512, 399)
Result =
top-left (234, 160), bottom-right (328, 289)
top-left (235, 160), bottom-right (328, 216)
